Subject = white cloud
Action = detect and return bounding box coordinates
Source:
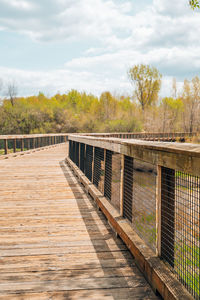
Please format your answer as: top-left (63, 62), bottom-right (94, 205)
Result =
top-left (0, 0), bottom-right (36, 11)
top-left (0, 0), bottom-right (200, 96)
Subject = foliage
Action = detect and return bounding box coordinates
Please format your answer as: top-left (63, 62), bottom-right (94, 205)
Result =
top-left (128, 64), bottom-right (162, 111)
top-left (0, 74), bottom-right (200, 135)
top-left (189, 0), bottom-right (200, 9)
top-left (0, 90), bottom-right (141, 134)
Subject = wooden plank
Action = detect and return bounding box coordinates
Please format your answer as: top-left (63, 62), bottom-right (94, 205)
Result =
top-left (0, 287), bottom-right (159, 300)
top-left (68, 134), bottom-right (200, 176)
top-left (0, 144), bottom-right (158, 299)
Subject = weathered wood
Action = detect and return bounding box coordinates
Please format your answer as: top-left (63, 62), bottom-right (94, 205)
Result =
top-left (4, 139), bottom-right (8, 155)
top-left (0, 145), bottom-right (158, 299)
top-left (20, 138), bottom-right (24, 152)
top-left (13, 139), bottom-right (16, 153)
top-left (66, 155), bottom-right (194, 300)
top-left (69, 134), bottom-right (200, 177)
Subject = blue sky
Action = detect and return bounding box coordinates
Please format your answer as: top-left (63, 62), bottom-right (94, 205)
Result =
top-left (0, 0), bottom-right (200, 97)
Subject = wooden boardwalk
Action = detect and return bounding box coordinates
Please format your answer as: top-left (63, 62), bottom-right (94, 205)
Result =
top-left (0, 145), bottom-right (159, 299)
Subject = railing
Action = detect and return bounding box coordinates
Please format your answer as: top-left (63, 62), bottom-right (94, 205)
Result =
top-left (76, 132), bottom-right (197, 141)
top-left (0, 134), bottom-right (68, 155)
top-left (68, 134), bottom-right (200, 300)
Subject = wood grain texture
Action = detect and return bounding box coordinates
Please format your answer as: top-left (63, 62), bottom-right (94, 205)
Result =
top-left (0, 144), bottom-right (158, 299)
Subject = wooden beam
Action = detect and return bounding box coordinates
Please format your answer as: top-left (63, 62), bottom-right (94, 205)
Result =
top-left (4, 139), bottom-right (8, 155)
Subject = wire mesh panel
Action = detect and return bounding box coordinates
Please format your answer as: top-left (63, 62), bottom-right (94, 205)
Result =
top-left (74, 142), bottom-right (80, 167)
top-left (123, 156), bottom-right (133, 222)
top-left (69, 140), bottom-right (76, 163)
top-left (133, 159), bottom-right (157, 252)
top-left (85, 145), bottom-right (93, 181)
top-left (110, 153), bottom-right (121, 211)
top-left (69, 140), bottom-right (72, 160)
top-left (80, 143), bottom-right (85, 173)
top-left (104, 150), bottom-right (113, 201)
top-left (93, 147), bottom-right (105, 194)
top-left (161, 167), bottom-right (200, 300)
top-left (69, 140), bottom-right (74, 162)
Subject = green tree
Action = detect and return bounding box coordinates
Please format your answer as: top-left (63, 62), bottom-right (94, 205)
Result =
top-left (189, 0), bottom-right (200, 9)
top-left (128, 64), bottom-right (162, 111)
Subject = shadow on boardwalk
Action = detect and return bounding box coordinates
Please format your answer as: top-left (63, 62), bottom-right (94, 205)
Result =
top-left (59, 160), bottom-right (159, 300)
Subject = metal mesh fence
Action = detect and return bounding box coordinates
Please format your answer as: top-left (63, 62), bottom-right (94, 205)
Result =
top-left (85, 145), bottom-right (93, 181)
top-left (93, 147), bottom-right (105, 194)
top-left (123, 157), bottom-right (157, 251)
top-left (110, 153), bottom-right (121, 211)
top-left (68, 139), bottom-right (200, 299)
top-left (74, 142), bottom-right (80, 167)
top-left (80, 143), bottom-right (85, 173)
top-left (133, 159), bottom-right (157, 252)
top-left (104, 150), bottom-right (113, 201)
top-left (69, 140), bottom-right (73, 161)
top-left (161, 167), bottom-right (200, 300)
top-left (123, 156), bottom-right (133, 223)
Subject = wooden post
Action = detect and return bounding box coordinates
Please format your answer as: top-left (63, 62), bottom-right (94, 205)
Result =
top-left (156, 165), bottom-right (161, 256)
top-left (4, 139), bottom-right (8, 155)
top-left (33, 138), bottom-right (35, 149)
top-left (21, 139), bottom-right (24, 152)
top-left (27, 139), bottom-right (30, 150)
top-left (120, 154), bottom-right (125, 216)
top-left (13, 139), bottom-right (16, 153)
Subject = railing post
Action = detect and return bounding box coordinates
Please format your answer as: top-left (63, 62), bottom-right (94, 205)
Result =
top-left (33, 138), bottom-right (35, 149)
top-left (4, 139), bottom-right (8, 155)
top-left (120, 154), bottom-right (125, 216)
top-left (27, 139), bottom-right (30, 150)
top-left (156, 165), bottom-right (161, 256)
top-left (13, 139), bottom-right (16, 153)
top-left (21, 139), bottom-right (24, 152)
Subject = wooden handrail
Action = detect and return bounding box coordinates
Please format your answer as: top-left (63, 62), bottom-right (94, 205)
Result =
top-left (0, 134), bottom-right (68, 155)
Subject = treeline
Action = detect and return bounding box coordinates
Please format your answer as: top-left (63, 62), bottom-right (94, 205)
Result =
top-left (0, 90), bottom-right (141, 134)
top-left (0, 74), bottom-right (200, 135)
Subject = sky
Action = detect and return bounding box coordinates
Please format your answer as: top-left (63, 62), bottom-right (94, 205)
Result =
top-left (0, 0), bottom-right (200, 97)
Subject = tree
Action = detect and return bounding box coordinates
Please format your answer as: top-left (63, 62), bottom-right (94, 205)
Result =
top-left (181, 77), bottom-right (200, 133)
top-left (7, 81), bottom-right (18, 107)
top-left (0, 79), bottom-right (3, 104)
top-left (189, 0), bottom-right (200, 9)
top-left (128, 64), bottom-right (162, 111)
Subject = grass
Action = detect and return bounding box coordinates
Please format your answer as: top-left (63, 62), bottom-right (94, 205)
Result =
top-left (175, 242), bottom-right (200, 298)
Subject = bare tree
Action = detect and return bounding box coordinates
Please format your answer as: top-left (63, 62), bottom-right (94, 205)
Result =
top-left (172, 77), bottom-right (177, 99)
top-left (7, 81), bottom-right (18, 106)
top-left (181, 77), bottom-right (200, 133)
top-left (0, 79), bottom-right (3, 105)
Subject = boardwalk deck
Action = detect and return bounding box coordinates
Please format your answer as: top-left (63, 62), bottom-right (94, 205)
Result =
top-left (0, 144), bottom-right (159, 299)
